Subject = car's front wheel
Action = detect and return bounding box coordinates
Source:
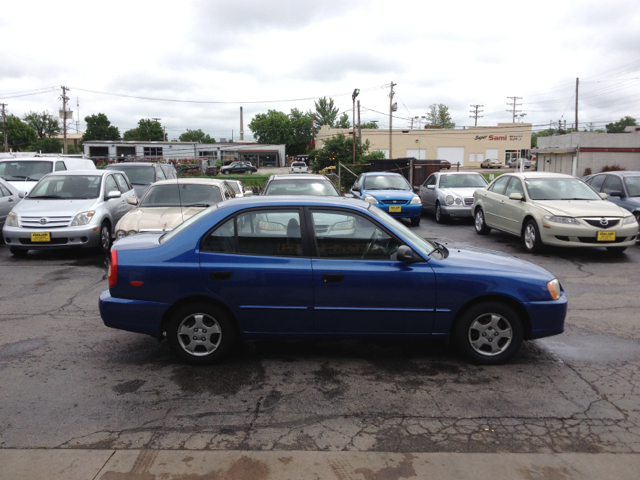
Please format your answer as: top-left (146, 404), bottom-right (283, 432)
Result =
top-left (474, 208), bottom-right (491, 235)
top-left (166, 302), bottom-right (237, 365)
top-left (522, 219), bottom-right (544, 253)
top-left (9, 247), bottom-right (29, 257)
top-left (453, 301), bottom-right (524, 365)
top-left (410, 216), bottom-right (421, 226)
top-left (606, 246), bottom-right (627, 254)
top-left (435, 202), bottom-right (446, 224)
top-left (96, 222), bottom-right (112, 254)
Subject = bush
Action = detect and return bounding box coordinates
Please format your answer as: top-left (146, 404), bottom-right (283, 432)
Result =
top-left (583, 167), bottom-right (592, 176)
top-left (601, 164), bottom-right (626, 172)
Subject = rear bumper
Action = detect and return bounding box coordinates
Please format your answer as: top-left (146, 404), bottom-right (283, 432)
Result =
top-left (99, 289), bottom-right (170, 337)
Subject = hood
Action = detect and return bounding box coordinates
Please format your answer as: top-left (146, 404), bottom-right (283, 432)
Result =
top-left (8, 180), bottom-right (38, 193)
top-left (363, 189), bottom-right (417, 201)
top-left (12, 198), bottom-right (98, 216)
top-left (534, 199), bottom-right (630, 217)
top-left (116, 206), bottom-right (205, 232)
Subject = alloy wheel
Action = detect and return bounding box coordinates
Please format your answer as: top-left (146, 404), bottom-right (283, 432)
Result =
top-left (468, 313), bottom-right (513, 356)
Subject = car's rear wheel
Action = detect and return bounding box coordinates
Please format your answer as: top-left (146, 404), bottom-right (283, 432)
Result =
top-left (474, 209), bottom-right (491, 235)
top-left (435, 203), bottom-right (446, 224)
top-left (453, 301), bottom-right (524, 365)
top-left (522, 219), bottom-right (544, 253)
top-left (166, 302), bottom-right (237, 365)
top-left (9, 247), bottom-right (29, 257)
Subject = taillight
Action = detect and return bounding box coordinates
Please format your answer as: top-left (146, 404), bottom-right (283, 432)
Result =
top-left (108, 250), bottom-right (118, 287)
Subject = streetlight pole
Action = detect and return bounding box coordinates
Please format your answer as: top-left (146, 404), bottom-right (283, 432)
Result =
top-left (352, 89), bottom-right (360, 164)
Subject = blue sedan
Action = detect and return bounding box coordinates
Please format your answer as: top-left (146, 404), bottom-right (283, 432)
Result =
top-left (350, 172), bottom-right (423, 226)
top-left (99, 196), bottom-right (567, 365)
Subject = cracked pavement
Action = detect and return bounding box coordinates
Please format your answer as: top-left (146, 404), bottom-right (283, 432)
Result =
top-left (1, 220), bottom-right (639, 454)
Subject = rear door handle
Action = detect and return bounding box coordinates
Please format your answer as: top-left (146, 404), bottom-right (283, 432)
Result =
top-left (322, 274), bottom-right (344, 284)
top-left (210, 271), bottom-right (232, 281)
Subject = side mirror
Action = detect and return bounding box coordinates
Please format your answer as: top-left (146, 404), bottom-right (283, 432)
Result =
top-left (126, 197), bottom-right (138, 205)
top-left (599, 192), bottom-right (608, 200)
top-left (412, 186), bottom-right (420, 192)
top-left (106, 190), bottom-right (122, 200)
top-left (343, 193), bottom-right (355, 198)
top-left (18, 191), bottom-right (25, 199)
top-left (608, 190), bottom-right (622, 198)
top-left (397, 245), bottom-right (419, 263)
top-left (352, 186), bottom-right (361, 192)
top-left (508, 193), bottom-right (523, 201)
top-left (244, 189), bottom-right (253, 196)
top-left (427, 185), bottom-right (435, 190)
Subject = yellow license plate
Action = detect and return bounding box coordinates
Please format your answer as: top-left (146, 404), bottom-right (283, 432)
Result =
top-left (31, 232), bottom-right (51, 242)
top-left (597, 231), bottom-right (616, 241)
top-left (389, 206), bottom-right (402, 212)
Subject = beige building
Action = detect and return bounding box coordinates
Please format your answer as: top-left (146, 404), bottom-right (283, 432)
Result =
top-left (316, 123), bottom-right (532, 168)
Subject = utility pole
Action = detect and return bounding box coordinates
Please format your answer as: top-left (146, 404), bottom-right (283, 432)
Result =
top-left (59, 86), bottom-right (69, 154)
top-left (506, 96), bottom-right (522, 123)
top-left (575, 77), bottom-right (579, 132)
top-left (389, 82), bottom-right (396, 159)
top-left (1, 103), bottom-right (7, 152)
top-left (311, 114), bottom-right (315, 149)
top-left (470, 105), bottom-right (484, 126)
top-left (151, 118), bottom-right (162, 141)
top-left (357, 100), bottom-right (361, 146)
top-left (352, 89), bottom-right (360, 164)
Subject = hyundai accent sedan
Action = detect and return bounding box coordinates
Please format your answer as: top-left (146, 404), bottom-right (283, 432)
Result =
top-left (473, 172), bottom-right (639, 253)
top-left (100, 196), bottom-right (567, 366)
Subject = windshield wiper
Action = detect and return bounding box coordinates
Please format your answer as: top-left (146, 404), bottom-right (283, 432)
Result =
top-left (560, 198), bottom-right (591, 200)
top-left (29, 195), bottom-right (65, 199)
top-left (183, 203), bottom-right (210, 207)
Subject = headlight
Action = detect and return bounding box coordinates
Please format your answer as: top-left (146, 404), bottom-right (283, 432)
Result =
top-left (445, 195), bottom-right (454, 205)
top-left (127, 230), bottom-right (138, 236)
top-left (332, 219), bottom-right (355, 231)
top-left (410, 196), bottom-right (421, 204)
top-left (547, 278), bottom-right (561, 300)
top-left (364, 196), bottom-right (379, 204)
top-left (70, 211), bottom-right (95, 226)
top-left (116, 230), bottom-right (127, 240)
top-left (6, 212), bottom-right (18, 227)
top-left (259, 220), bottom-right (285, 231)
top-left (623, 216), bottom-right (637, 225)
top-left (544, 215), bottom-right (580, 225)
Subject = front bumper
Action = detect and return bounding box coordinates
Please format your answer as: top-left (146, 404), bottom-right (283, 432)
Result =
top-left (377, 203), bottom-right (422, 218)
top-left (3, 224), bottom-right (102, 250)
top-left (539, 221), bottom-right (638, 248)
top-left (440, 204), bottom-right (473, 218)
top-left (99, 289), bottom-right (170, 337)
top-left (524, 291), bottom-right (568, 340)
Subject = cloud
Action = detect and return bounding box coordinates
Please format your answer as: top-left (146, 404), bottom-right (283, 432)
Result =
top-left (297, 52), bottom-right (405, 82)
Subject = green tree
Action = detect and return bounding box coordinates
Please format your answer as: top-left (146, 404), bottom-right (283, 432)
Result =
top-left (83, 113), bottom-right (120, 142)
top-left (248, 109), bottom-right (313, 156)
top-left (288, 108), bottom-right (314, 156)
top-left (606, 116), bottom-right (637, 133)
top-left (28, 137), bottom-right (64, 153)
top-left (22, 111), bottom-right (60, 139)
top-left (361, 122), bottom-right (379, 129)
top-left (123, 119), bottom-right (165, 141)
top-left (313, 96), bottom-right (340, 129)
top-left (335, 113), bottom-right (351, 128)
top-left (0, 115), bottom-right (38, 151)
top-left (178, 129), bottom-right (215, 143)
top-left (426, 104), bottom-right (455, 129)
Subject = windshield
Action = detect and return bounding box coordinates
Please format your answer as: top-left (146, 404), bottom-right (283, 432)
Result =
top-left (368, 205), bottom-right (436, 257)
top-left (141, 183), bottom-right (224, 207)
top-left (364, 175), bottom-right (410, 191)
top-left (29, 175), bottom-right (101, 199)
top-left (439, 174), bottom-right (488, 188)
top-left (107, 166), bottom-right (155, 185)
top-left (0, 161), bottom-right (52, 182)
top-left (623, 176), bottom-right (640, 197)
top-left (159, 205), bottom-right (218, 244)
top-left (525, 178), bottom-right (601, 201)
top-left (264, 179), bottom-right (339, 196)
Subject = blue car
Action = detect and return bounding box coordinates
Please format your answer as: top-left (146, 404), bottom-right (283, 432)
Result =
top-left (350, 172), bottom-right (423, 226)
top-left (99, 196), bottom-right (567, 366)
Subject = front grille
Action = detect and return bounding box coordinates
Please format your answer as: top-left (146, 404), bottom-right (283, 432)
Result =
top-left (19, 237), bottom-right (69, 245)
top-left (20, 215), bottom-right (73, 228)
top-left (464, 197), bottom-right (474, 206)
top-left (381, 200), bottom-right (408, 205)
top-left (582, 217), bottom-right (620, 228)
top-left (577, 236), bottom-right (628, 244)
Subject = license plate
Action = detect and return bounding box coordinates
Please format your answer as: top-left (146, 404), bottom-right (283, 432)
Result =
top-left (389, 206), bottom-right (402, 213)
top-left (31, 232), bottom-right (51, 242)
top-left (597, 231), bottom-right (616, 241)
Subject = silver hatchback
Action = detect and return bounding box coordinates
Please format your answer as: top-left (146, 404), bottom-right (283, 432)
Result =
top-left (3, 170), bottom-right (136, 256)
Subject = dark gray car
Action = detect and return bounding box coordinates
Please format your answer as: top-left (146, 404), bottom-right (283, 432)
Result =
top-left (584, 171), bottom-right (640, 225)
top-left (104, 162), bottom-right (177, 199)
top-left (0, 177), bottom-right (24, 230)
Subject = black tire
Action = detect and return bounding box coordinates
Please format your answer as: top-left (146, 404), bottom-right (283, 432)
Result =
top-left (606, 246), bottom-right (627, 254)
top-left (166, 302), bottom-right (237, 365)
top-left (96, 222), bottom-right (112, 254)
top-left (435, 202), bottom-right (446, 224)
top-left (410, 216), bottom-right (421, 226)
top-left (474, 208), bottom-right (491, 235)
top-left (453, 301), bottom-right (524, 365)
top-left (9, 247), bottom-right (29, 257)
top-left (522, 219), bottom-right (544, 253)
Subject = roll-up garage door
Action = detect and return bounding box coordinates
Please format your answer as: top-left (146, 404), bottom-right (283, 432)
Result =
top-left (486, 149), bottom-right (499, 161)
top-left (437, 147), bottom-right (465, 166)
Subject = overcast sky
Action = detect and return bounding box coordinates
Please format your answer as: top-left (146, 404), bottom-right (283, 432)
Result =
top-left (1, 0), bottom-right (639, 141)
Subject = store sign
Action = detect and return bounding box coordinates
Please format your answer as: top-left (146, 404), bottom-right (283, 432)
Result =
top-left (474, 134), bottom-right (521, 141)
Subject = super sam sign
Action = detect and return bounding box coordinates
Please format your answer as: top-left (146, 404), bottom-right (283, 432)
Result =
top-left (475, 135), bottom-right (522, 141)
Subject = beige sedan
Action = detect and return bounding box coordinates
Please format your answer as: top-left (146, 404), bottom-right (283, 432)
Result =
top-left (472, 172), bottom-right (639, 253)
top-left (115, 178), bottom-right (236, 240)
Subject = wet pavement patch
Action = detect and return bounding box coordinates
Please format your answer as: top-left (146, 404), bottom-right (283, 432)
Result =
top-left (540, 328), bottom-right (640, 364)
top-left (0, 338), bottom-right (47, 359)
top-left (112, 379), bottom-right (146, 394)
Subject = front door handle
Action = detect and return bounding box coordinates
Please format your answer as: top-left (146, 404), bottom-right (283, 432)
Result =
top-left (210, 271), bottom-right (232, 281)
top-left (322, 274), bottom-right (344, 284)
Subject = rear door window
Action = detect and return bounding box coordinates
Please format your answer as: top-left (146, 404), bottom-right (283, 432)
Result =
top-left (488, 175), bottom-right (511, 195)
top-left (589, 175), bottom-right (606, 191)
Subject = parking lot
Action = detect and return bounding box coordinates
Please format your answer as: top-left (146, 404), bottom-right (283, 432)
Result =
top-left (1, 215), bottom-right (639, 454)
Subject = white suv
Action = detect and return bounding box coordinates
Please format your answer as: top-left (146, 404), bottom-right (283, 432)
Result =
top-left (289, 161), bottom-right (309, 174)
top-left (0, 155), bottom-right (96, 193)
